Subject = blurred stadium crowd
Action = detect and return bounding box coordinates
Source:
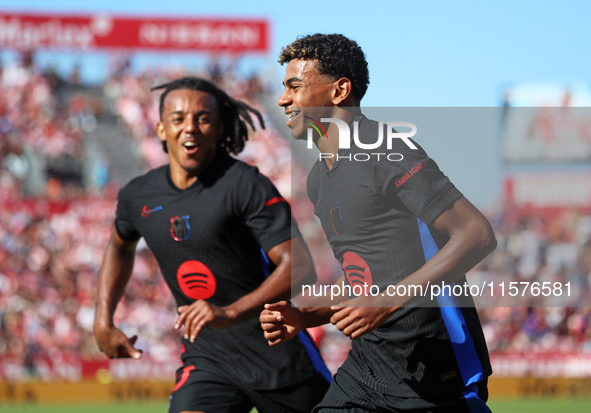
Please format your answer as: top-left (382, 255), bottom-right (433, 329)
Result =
top-left (1, 52), bottom-right (590, 381)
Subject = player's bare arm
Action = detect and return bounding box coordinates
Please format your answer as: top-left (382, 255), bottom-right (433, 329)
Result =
top-left (260, 274), bottom-right (348, 346)
top-left (176, 236), bottom-right (315, 342)
top-left (93, 228), bottom-right (143, 359)
top-left (330, 197), bottom-right (497, 339)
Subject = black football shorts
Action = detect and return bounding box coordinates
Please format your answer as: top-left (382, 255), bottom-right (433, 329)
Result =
top-left (314, 369), bottom-right (490, 413)
top-left (169, 364), bottom-right (330, 413)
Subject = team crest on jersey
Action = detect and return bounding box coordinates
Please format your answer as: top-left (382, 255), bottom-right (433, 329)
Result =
top-left (170, 215), bottom-right (190, 241)
top-left (330, 206), bottom-right (344, 234)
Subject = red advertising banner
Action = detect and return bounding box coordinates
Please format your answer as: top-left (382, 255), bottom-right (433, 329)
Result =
top-left (0, 355), bottom-right (176, 382)
top-left (504, 172), bottom-right (591, 209)
top-left (0, 12), bottom-right (268, 53)
top-left (490, 352), bottom-right (591, 378)
top-left (4, 353), bottom-right (591, 382)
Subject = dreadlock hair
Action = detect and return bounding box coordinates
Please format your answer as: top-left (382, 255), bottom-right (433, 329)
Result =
top-left (151, 76), bottom-right (265, 155)
top-left (279, 33), bottom-right (369, 102)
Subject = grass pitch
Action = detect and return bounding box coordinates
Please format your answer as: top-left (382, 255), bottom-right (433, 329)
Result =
top-left (488, 398), bottom-right (591, 412)
top-left (2, 398), bottom-right (591, 412)
top-left (0, 402), bottom-right (169, 412)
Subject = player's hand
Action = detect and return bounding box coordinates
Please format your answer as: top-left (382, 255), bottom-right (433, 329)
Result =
top-left (175, 300), bottom-right (233, 342)
top-left (259, 301), bottom-right (303, 346)
top-left (330, 297), bottom-right (397, 340)
top-left (93, 324), bottom-right (143, 360)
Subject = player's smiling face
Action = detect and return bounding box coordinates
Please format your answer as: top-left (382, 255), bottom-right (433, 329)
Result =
top-left (278, 59), bottom-right (336, 140)
top-left (158, 89), bottom-right (223, 186)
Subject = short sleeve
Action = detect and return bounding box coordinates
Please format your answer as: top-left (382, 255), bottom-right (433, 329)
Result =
top-left (373, 136), bottom-right (463, 225)
top-left (114, 186), bottom-right (141, 242)
top-left (236, 167), bottom-right (298, 252)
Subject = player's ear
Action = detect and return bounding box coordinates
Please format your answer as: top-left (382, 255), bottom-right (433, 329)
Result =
top-left (332, 78), bottom-right (353, 105)
top-left (157, 121), bottom-right (166, 142)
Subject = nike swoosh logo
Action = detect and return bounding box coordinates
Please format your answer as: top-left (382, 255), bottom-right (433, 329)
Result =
top-left (141, 205), bottom-right (163, 217)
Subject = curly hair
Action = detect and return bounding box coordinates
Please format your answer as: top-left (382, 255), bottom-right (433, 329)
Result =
top-left (278, 33), bottom-right (369, 102)
top-left (151, 77), bottom-right (264, 155)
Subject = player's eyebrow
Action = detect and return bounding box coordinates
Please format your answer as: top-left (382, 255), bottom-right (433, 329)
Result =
top-left (282, 77), bottom-right (303, 87)
top-left (167, 109), bottom-right (211, 118)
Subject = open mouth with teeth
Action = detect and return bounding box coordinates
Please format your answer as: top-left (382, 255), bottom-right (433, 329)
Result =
top-left (182, 141), bottom-right (199, 154)
top-left (286, 110), bottom-right (300, 127)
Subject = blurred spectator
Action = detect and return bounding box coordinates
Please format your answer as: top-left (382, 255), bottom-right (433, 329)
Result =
top-left (0, 50), bottom-right (91, 198)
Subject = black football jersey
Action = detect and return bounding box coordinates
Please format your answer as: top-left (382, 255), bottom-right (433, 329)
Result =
top-left (307, 115), bottom-right (492, 405)
top-left (115, 151), bottom-right (327, 389)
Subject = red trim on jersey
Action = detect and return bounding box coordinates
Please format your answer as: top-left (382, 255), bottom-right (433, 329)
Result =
top-left (265, 196), bottom-right (287, 207)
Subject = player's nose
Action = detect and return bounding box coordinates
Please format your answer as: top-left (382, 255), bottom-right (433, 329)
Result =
top-left (184, 115), bottom-right (196, 133)
top-left (278, 90), bottom-right (291, 107)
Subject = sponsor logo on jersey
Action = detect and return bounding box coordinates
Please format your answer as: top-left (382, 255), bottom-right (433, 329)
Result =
top-left (342, 251), bottom-right (373, 293)
top-left (177, 260), bottom-right (217, 300)
top-left (170, 215), bottom-right (190, 241)
top-left (141, 205), bottom-right (163, 217)
top-left (395, 162), bottom-right (424, 188)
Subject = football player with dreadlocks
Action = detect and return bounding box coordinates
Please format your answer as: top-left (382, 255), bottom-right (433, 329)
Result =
top-left (94, 77), bottom-right (330, 413)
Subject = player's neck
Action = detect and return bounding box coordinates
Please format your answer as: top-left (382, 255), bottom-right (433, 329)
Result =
top-left (168, 159), bottom-right (213, 190)
top-left (169, 167), bottom-right (198, 189)
top-left (317, 107), bottom-right (360, 170)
